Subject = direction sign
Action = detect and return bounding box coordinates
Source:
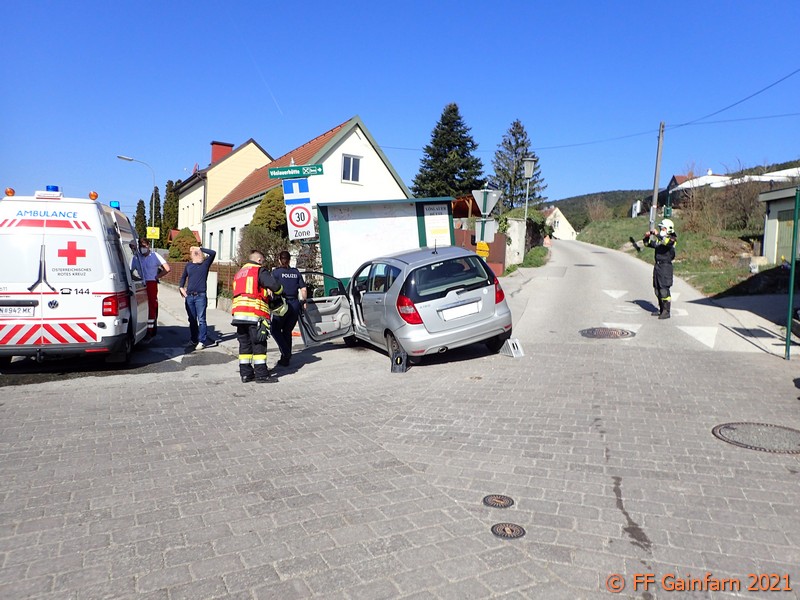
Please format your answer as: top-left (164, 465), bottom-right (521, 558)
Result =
top-left (269, 164), bottom-right (324, 179)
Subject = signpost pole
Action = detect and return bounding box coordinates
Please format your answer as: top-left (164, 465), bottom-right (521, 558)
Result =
top-left (784, 186), bottom-right (800, 360)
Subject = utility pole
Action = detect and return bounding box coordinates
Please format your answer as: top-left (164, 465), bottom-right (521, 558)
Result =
top-left (649, 121), bottom-right (665, 231)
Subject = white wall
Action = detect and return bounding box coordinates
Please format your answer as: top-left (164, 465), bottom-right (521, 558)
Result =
top-left (304, 126), bottom-right (408, 206)
top-left (203, 204), bottom-right (259, 263)
top-left (505, 218), bottom-right (526, 266)
top-left (178, 181), bottom-right (205, 234)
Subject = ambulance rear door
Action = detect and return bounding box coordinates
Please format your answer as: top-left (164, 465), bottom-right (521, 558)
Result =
top-left (0, 199), bottom-right (48, 356)
top-left (0, 197), bottom-right (109, 357)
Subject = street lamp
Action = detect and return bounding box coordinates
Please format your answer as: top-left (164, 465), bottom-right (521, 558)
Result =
top-left (523, 156), bottom-right (536, 223)
top-left (117, 155), bottom-right (156, 227)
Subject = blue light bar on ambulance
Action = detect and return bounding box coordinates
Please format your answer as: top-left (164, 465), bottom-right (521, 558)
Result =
top-left (35, 189), bottom-right (64, 200)
top-left (109, 201), bottom-right (121, 210)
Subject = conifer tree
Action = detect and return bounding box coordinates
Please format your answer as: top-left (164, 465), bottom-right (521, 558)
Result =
top-left (490, 119), bottom-right (547, 213)
top-left (151, 186), bottom-right (162, 246)
top-left (412, 103), bottom-right (484, 198)
top-left (134, 199), bottom-right (147, 241)
top-left (161, 180), bottom-right (180, 247)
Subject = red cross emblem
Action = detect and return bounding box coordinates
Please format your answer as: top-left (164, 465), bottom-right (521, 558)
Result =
top-left (57, 241), bottom-right (87, 265)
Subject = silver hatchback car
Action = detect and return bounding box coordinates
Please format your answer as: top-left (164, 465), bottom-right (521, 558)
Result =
top-left (297, 246), bottom-right (513, 368)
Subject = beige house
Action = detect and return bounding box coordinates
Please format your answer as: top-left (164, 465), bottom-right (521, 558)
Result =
top-left (542, 206), bottom-right (577, 240)
top-left (176, 139), bottom-right (272, 241)
top-left (199, 116), bottom-right (411, 263)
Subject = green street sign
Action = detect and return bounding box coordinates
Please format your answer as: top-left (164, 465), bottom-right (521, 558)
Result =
top-left (268, 164), bottom-right (324, 179)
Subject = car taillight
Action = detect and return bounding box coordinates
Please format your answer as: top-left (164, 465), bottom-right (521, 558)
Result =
top-left (102, 292), bottom-right (129, 316)
top-left (396, 294), bottom-right (423, 325)
top-left (494, 276), bottom-right (505, 304)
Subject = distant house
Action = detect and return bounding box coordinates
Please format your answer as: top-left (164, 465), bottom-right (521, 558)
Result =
top-left (666, 168), bottom-right (800, 208)
top-left (542, 206), bottom-right (576, 240)
top-left (176, 139), bottom-right (272, 241)
top-left (199, 116), bottom-right (411, 263)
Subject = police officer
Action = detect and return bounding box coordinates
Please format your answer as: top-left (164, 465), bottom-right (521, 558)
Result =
top-left (231, 251), bottom-right (284, 383)
top-left (643, 218), bottom-right (677, 319)
top-left (271, 250), bottom-right (307, 367)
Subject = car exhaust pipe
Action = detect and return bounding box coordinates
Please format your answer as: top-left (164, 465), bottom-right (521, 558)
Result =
top-left (438, 347), bottom-right (448, 353)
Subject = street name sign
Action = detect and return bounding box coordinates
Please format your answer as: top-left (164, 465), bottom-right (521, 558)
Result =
top-left (269, 164), bottom-right (324, 179)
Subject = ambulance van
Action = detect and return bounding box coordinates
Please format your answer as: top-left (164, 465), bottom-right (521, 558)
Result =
top-left (0, 186), bottom-right (149, 366)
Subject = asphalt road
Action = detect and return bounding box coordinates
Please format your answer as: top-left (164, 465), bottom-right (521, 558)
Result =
top-left (1, 240), bottom-right (799, 599)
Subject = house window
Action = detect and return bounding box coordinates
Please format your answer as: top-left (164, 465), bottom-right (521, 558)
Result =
top-left (230, 228), bottom-right (236, 260)
top-left (219, 230), bottom-right (223, 256)
top-left (342, 155), bottom-right (361, 183)
top-left (208, 232), bottom-right (213, 249)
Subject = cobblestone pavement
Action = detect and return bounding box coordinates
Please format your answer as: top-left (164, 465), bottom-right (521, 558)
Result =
top-left (1, 267), bottom-right (800, 598)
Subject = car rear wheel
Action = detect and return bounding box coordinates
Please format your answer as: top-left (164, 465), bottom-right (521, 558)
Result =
top-left (385, 331), bottom-right (410, 371)
top-left (485, 330), bottom-right (511, 353)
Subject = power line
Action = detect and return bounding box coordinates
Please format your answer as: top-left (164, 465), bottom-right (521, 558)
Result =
top-left (669, 67), bottom-right (800, 129)
top-left (381, 67), bottom-right (800, 155)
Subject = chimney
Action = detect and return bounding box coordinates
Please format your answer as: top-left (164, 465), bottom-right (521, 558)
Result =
top-left (707, 168), bottom-right (713, 176)
top-left (210, 141), bottom-right (234, 164)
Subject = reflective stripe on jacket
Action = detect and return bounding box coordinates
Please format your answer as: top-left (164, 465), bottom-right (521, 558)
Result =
top-left (231, 263), bottom-right (269, 324)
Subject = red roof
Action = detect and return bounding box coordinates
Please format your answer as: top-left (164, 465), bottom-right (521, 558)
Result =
top-left (207, 118), bottom-right (351, 217)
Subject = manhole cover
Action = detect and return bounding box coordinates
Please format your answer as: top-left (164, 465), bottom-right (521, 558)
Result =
top-left (483, 494), bottom-right (514, 508)
top-left (712, 422), bottom-right (800, 454)
top-left (491, 523), bottom-right (526, 539)
top-left (579, 327), bottom-right (635, 339)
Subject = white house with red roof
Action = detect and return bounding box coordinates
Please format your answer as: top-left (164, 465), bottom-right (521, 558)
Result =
top-left (180, 116), bottom-right (411, 263)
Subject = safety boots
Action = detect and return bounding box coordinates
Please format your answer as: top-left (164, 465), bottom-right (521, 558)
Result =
top-left (658, 300), bottom-right (671, 319)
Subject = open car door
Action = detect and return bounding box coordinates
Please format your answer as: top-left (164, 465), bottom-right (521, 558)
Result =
top-left (296, 271), bottom-right (353, 347)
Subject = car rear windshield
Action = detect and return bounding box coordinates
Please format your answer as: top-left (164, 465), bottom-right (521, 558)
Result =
top-left (403, 255), bottom-right (493, 303)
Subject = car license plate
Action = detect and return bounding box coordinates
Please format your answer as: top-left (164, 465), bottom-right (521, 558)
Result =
top-left (0, 306), bottom-right (34, 317)
top-left (441, 302), bottom-right (479, 321)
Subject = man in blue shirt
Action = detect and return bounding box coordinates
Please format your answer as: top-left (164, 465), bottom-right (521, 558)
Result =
top-left (271, 250), bottom-right (307, 367)
top-left (178, 246), bottom-right (217, 349)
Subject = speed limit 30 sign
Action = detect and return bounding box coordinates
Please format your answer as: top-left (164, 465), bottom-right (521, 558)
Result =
top-left (286, 203), bottom-right (314, 240)
top-left (289, 204), bottom-right (311, 227)
top-left (283, 178), bottom-right (316, 240)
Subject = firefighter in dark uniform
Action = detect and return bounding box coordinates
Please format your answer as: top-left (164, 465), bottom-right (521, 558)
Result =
top-left (231, 251), bottom-right (285, 383)
top-left (643, 218), bottom-right (677, 319)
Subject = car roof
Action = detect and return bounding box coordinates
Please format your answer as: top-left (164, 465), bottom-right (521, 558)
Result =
top-left (371, 245), bottom-right (474, 267)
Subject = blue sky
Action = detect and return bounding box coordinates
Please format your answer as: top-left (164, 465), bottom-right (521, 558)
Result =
top-left (3, 1), bottom-right (800, 216)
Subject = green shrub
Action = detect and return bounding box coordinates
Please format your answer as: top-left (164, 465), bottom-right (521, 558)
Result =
top-left (169, 227), bottom-right (198, 261)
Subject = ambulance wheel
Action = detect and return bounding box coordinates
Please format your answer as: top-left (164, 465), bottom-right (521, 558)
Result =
top-left (0, 356), bottom-right (11, 369)
top-left (107, 329), bottom-right (134, 365)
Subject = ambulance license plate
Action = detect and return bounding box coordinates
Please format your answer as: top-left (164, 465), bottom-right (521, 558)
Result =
top-left (0, 306), bottom-right (34, 317)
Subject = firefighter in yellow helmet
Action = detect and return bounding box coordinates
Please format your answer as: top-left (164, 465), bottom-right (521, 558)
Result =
top-left (230, 251), bottom-right (285, 383)
top-left (643, 218), bottom-right (677, 319)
